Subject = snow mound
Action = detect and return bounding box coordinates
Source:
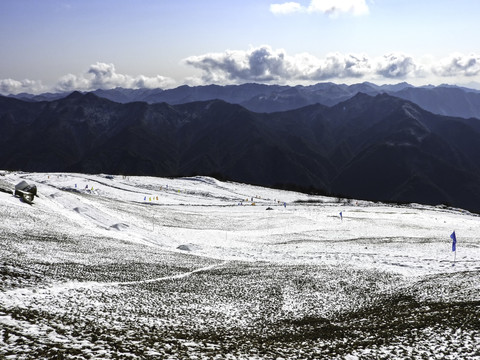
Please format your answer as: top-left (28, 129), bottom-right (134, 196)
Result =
top-left (110, 223), bottom-right (129, 231)
top-left (177, 244), bottom-right (202, 252)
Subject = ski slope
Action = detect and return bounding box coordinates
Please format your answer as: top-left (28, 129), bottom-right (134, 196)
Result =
top-left (1, 171), bottom-right (479, 359)
top-left (2, 171), bottom-right (478, 275)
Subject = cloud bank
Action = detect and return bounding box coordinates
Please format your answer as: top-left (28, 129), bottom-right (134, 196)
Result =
top-left (0, 78), bottom-right (45, 95)
top-left (376, 53), bottom-right (419, 79)
top-left (184, 47), bottom-right (480, 86)
top-left (55, 62), bottom-right (176, 92)
top-left (270, 0), bottom-right (369, 17)
top-left (0, 63), bottom-right (176, 95)
top-left (433, 53), bottom-right (480, 77)
top-left (2, 51), bottom-right (480, 95)
top-left (184, 46), bottom-right (424, 84)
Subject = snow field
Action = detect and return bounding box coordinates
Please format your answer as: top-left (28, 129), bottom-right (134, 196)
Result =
top-left (0, 171), bottom-right (479, 359)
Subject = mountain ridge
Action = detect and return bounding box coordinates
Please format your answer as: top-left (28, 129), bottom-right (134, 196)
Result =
top-left (7, 82), bottom-right (480, 119)
top-left (2, 91), bottom-right (480, 211)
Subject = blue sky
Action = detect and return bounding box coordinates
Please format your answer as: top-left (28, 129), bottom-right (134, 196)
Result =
top-left (1, 0), bottom-right (480, 94)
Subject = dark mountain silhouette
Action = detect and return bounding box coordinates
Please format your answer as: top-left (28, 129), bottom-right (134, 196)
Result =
top-left (2, 92), bottom-right (480, 212)
top-left (7, 91), bottom-right (70, 102)
top-left (91, 83), bottom-right (289, 108)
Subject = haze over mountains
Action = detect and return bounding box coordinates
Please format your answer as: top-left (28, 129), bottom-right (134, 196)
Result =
top-left (9, 82), bottom-right (480, 119)
top-left (2, 84), bottom-right (480, 213)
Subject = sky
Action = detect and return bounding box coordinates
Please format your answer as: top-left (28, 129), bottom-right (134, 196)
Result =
top-left (1, 0), bottom-right (480, 94)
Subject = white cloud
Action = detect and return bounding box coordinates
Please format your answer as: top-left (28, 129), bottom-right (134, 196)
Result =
top-left (376, 53), bottom-right (418, 78)
top-left (270, 2), bottom-right (304, 15)
top-left (432, 53), bottom-right (480, 77)
top-left (87, 62), bottom-right (128, 89)
top-left (184, 46), bottom-right (422, 84)
top-left (56, 73), bottom-right (90, 93)
top-left (270, 0), bottom-right (369, 17)
top-left (0, 78), bottom-right (45, 95)
top-left (183, 47), bottom-right (291, 83)
top-left (309, 53), bottom-right (372, 80)
top-left (56, 62), bottom-right (176, 92)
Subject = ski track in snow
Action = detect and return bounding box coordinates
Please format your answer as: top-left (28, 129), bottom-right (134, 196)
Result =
top-left (0, 261), bottom-right (228, 311)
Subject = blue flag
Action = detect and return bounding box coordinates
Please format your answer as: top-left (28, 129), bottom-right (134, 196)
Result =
top-left (450, 231), bottom-right (456, 252)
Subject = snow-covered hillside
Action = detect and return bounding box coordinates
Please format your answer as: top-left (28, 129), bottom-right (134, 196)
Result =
top-left (1, 171), bottom-right (479, 359)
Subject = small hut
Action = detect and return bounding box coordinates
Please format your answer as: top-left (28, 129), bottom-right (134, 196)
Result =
top-left (15, 181), bottom-right (37, 204)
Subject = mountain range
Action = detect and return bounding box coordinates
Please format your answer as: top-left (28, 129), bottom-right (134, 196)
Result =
top-left (8, 82), bottom-right (480, 119)
top-left (2, 90), bottom-right (480, 212)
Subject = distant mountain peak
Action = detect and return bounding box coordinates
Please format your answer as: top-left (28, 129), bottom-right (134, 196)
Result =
top-left (63, 91), bottom-right (103, 103)
top-left (65, 91), bottom-right (84, 99)
top-left (6, 81), bottom-right (480, 119)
